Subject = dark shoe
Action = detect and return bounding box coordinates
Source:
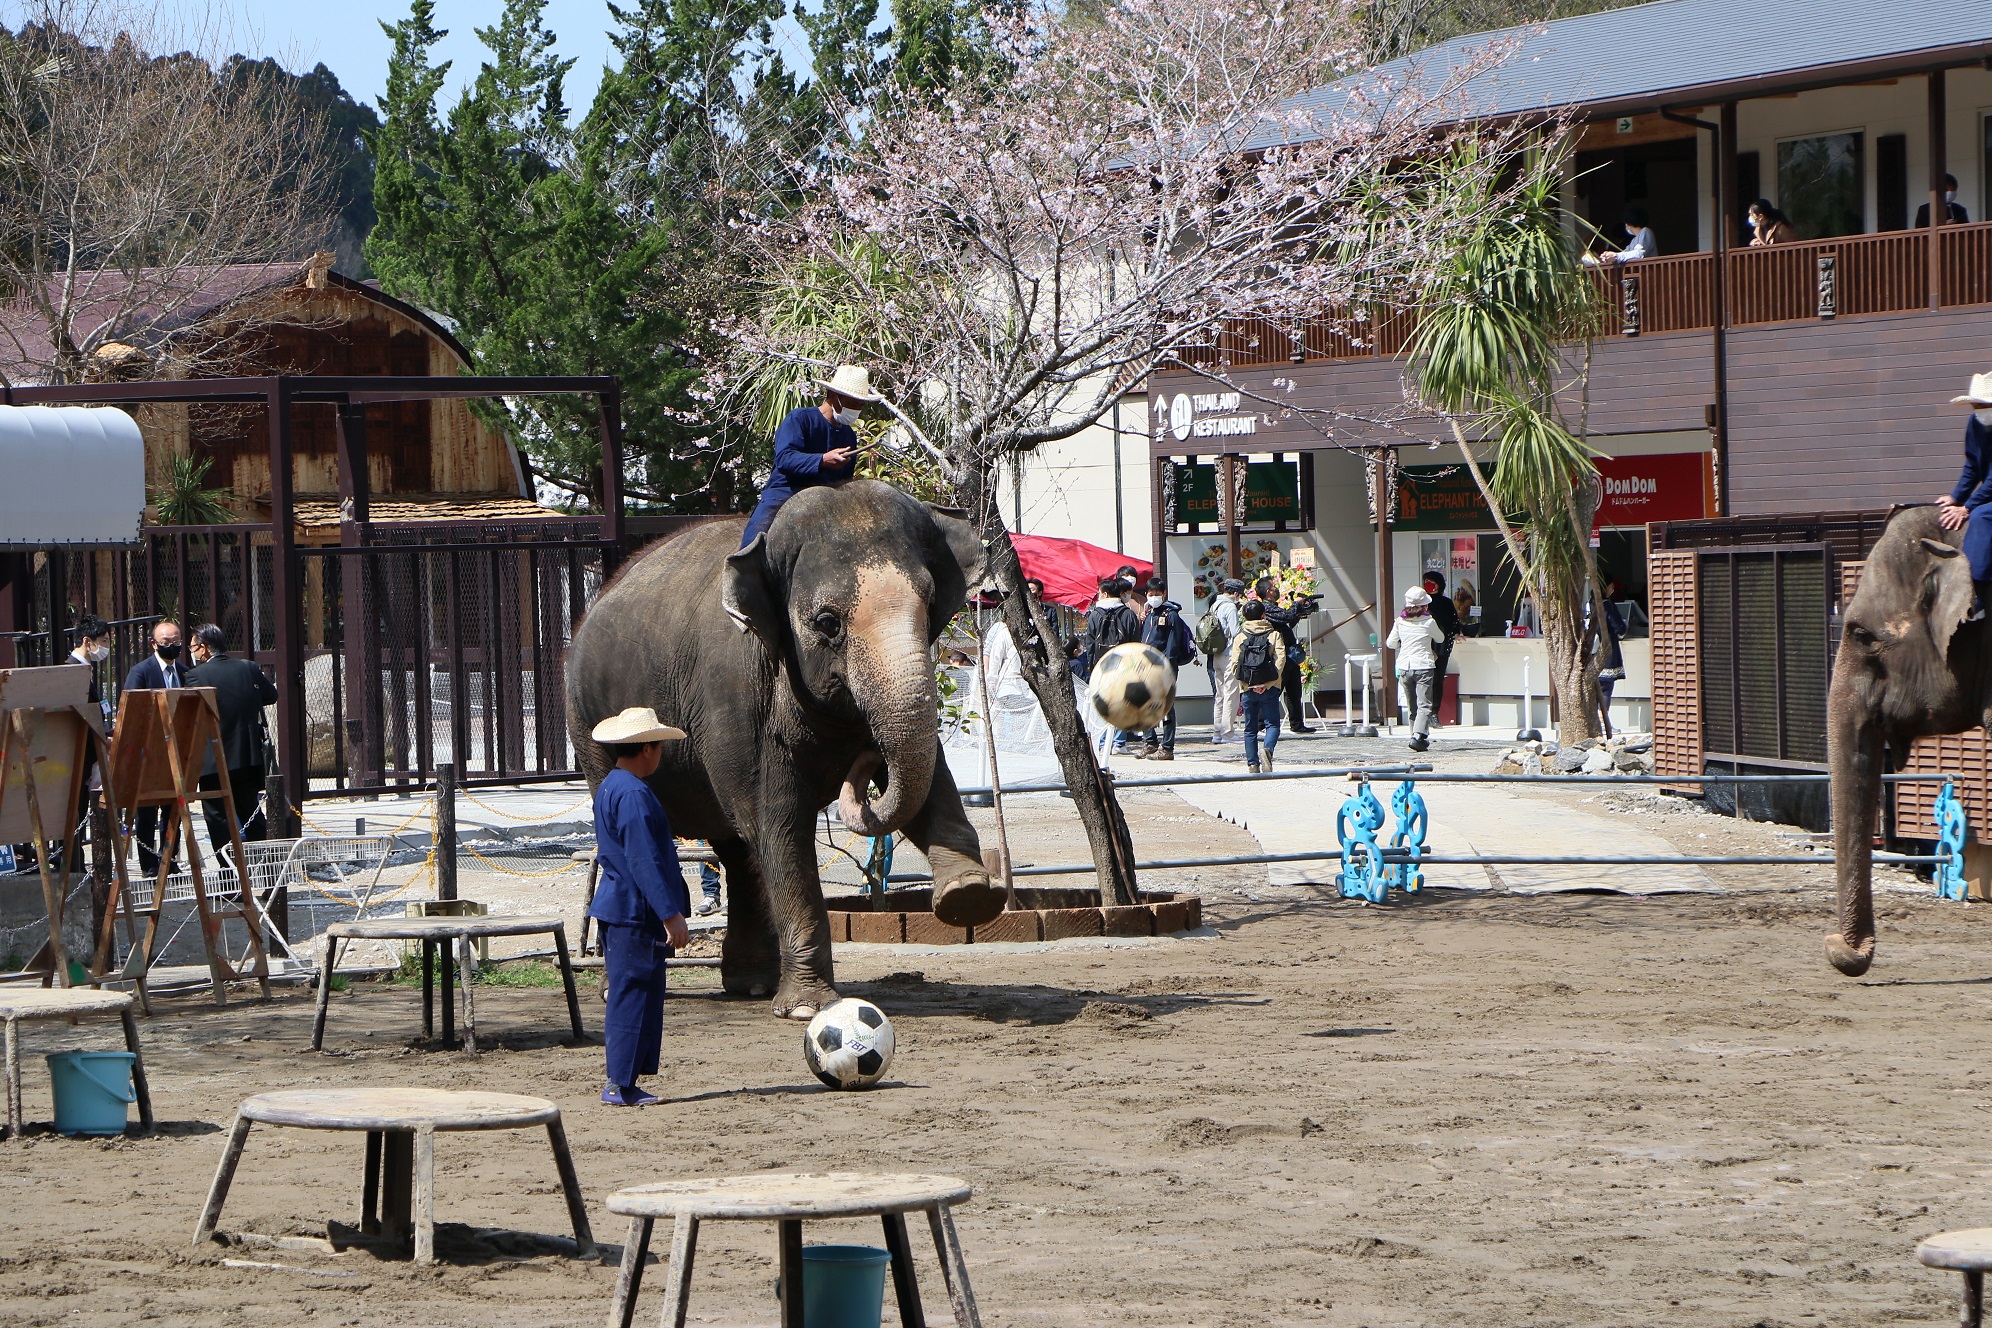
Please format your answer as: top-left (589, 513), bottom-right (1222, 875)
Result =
top-left (1247, 762), bottom-right (1261, 774)
top-left (1289, 725), bottom-right (1316, 735)
top-left (1136, 743), bottom-right (1160, 758)
top-left (1151, 749), bottom-right (1174, 761)
top-left (1408, 735), bottom-right (1430, 752)
top-left (602, 1085), bottom-right (662, 1107)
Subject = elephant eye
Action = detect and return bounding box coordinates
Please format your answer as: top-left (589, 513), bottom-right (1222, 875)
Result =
top-left (811, 610), bottom-right (844, 640)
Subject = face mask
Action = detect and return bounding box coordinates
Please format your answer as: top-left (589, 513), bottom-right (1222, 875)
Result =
top-left (157, 642), bottom-right (183, 661)
top-left (1978, 409), bottom-right (1992, 427)
top-left (833, 406), bottom-right (862, 427)
top-left (1947, 191), bottom-right (1958, 205)
top-left (1146, 595), bottom-right (1163, 607)
top-left (86, 645), bottom-right (109, 663)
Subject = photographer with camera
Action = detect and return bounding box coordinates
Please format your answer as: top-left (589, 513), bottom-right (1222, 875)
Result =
top-left (1253, 576), bottom-right (1322, 734)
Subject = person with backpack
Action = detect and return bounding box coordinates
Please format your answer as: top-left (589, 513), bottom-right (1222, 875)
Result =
top-left (1226, 599), bottom-right (1284, 773)
top-left (1135, 576), bottom-right (1196, 760)
top-left (1195, 578), bottom-right (1244, 743)
top-left (1386, 586), bottom-right (1447, 753)
top-left (1083, 578), bottom-right (1142, 759)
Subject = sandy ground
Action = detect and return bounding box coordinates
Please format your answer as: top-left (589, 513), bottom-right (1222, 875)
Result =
top-left (4, 736), bottom-right (1990, 1326)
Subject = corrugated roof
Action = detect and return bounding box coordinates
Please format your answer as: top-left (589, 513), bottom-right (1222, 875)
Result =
top-left (1273, 0), bottom-right (1992, 145)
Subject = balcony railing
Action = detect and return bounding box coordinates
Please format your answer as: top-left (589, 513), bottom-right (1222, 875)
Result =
top-left (1190, 220), bottom-right (1992, 369)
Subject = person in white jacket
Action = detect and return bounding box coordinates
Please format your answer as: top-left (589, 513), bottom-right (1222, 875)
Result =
top-left (1385, 586), bottom-right (1446, 753)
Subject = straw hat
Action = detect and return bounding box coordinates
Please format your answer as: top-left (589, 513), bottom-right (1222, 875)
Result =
top-left (1953, 372), bottom-right (1992, 407)
top-left (813, 364), bottom-right (885, 404)
top-left (590, 706), bottom-right (686, 744)
top-left (1404, 586), bottom-right (1432, 607)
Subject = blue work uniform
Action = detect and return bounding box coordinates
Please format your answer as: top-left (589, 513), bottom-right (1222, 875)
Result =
top-left (589, 768), bottom-right (692, 1088)
top-left (1953, 414), bottom-right (1992, 582)
top-left (741, 406), bottom-right (858, 546)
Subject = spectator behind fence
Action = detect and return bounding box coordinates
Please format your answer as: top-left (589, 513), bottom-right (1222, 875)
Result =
top-left (1916, 175), bottom-right (1969, 228)
top-left (1227, 599), bottom-right (1284, 774)
top-left (1200, 578), bottom-right (1245, 744)
top-left (1134, 575), bottom-right (1195, 761)
top-left (1385, 587), bottom-right (1445, 754)
top-left (1594, 207), bottom-right (1657, 264)
top-left (185, 623), bottom-right (279, 852)
top-left (1747, 199), bottom-right (1798, 246)
top-left (123, 619), bottom-right (186, 876)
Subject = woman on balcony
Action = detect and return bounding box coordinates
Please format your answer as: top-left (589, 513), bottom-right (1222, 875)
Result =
top-left (1747, 200), bottom-right (1797, 246)
top-left (1590, 208), bottom-right (1658, 265)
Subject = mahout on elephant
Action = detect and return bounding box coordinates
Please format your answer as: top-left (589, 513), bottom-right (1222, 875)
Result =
top-left (1828, 505), bottom-right (1989, 976)
top-left (566, 480), bottom-right (1004, 1018)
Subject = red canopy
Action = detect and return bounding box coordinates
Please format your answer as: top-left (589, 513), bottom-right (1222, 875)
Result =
top-left (1009, 534), bottom-right (1153, 610)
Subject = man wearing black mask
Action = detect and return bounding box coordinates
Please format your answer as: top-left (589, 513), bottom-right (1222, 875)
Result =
top-left (123, 619), bottom-right (186, 876)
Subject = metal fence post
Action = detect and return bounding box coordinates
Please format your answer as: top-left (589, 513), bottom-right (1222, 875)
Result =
top-left (436, 762), bottom-right (457, 902)
top-left (264, 773), bottom-right (291, 941)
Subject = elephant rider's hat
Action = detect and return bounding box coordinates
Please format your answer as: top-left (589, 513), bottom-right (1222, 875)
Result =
top-left (591, 707), bottom-right (687, 744)
top-left (813, 364), bottom-right (885, 405)
top-left (1952, 372), bottom-right (1992, 407)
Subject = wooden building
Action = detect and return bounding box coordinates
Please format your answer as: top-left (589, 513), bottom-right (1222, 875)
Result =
top-left (2, 253), bottom-right (547, 534)
top-left (1142, 0), bottom-right (1992, 781)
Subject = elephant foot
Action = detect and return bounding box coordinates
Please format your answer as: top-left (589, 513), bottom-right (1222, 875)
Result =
top-left (1824, 932), bottom-right (1875, 977)
top-left (933, 869), bottom-right (1004, 928)
top-left (720, 951), bottom-right (780, 1001)
top-left (773, 976), bottom-right (839, 1022)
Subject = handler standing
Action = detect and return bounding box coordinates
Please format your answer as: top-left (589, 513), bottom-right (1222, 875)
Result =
top-left (740, 364), bottom-right (883, 546)
top-left (589, 707), bottom-right (693, 1108)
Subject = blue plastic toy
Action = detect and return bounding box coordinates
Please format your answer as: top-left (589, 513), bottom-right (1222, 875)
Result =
top-left (1934, 778), bottom-right (1969, 902)
top-left (1386, 779), bottom-right (1429, 893)
top-left (1337, 780), bottom-right (1388, 903)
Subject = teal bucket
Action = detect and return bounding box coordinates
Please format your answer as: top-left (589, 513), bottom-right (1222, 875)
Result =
top-left (798, 1244), bottom-right (893, 1328)
top-left (45, 1051), bottom-right (136, 1136)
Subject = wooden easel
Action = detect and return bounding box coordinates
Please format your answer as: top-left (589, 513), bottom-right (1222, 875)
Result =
top-left (0, 667), bottom-right (141, 1005)
top-left (108, 688), bottom-right (271, 1005)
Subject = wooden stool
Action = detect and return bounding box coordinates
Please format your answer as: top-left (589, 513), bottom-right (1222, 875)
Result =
top-left (312, 915), bottom-right (585, 1052)
top-left (604, 1171), bottom-right (981, 1328)
top-left (0, 987), bottom-right (153, 1140)
top-left (194, 1087), bottom-right (594, 1266)
top-left (1919, 1229), bottom-right (1992, 1327)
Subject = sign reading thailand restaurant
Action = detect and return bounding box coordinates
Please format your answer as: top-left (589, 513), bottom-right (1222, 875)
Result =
top-left (1153, 389), bottom-right (1260, 442)
top-left (1169, 461), bottom-right (1302, 527)
top-left (1392, 452), bottom-right (1713, 530)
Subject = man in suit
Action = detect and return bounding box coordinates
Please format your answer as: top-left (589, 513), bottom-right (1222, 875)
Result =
top-left (1916, 174), bottom-right (1970, 228)
top-left (122, 619), bottom-right (186, 876)
top-left (185, 623), bottom-right (278, 855)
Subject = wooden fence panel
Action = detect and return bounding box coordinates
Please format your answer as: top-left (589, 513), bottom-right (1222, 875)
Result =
top-left (1648, 547), bottom-right (1700, 787)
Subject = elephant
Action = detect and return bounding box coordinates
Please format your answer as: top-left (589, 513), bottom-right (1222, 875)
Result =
top-left (1828, 504), bottom-right (1987, 976)
top-left (565, 479), bottom-right (1005, 1017)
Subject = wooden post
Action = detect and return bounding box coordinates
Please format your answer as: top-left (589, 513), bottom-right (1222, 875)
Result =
top-left (1371, 450), bottom-right (1396, 722)
top-left (1930, 67), bottom-right (1947, 311)
top-left (266, 381), bottom-right (309, 841)
top-left (1219, 452), bottom-right (1243, 578)
top-left (597, 386), bottom-right (626, 570)
top-left (334, 401), bottom-right (380, 792)
top-left (264, 773), bottom-right (289, 942)
top-left (435, 762), bottom-right (457, 902)
top-left (1713, 101), bottom-right (1736, 515)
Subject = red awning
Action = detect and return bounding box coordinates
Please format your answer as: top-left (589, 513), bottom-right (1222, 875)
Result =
top-left (1009, 534), bottom-right (1153, 610)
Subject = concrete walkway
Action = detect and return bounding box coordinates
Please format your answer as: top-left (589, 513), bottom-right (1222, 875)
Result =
top-left (1136, 749), bottom-right (1717, 896)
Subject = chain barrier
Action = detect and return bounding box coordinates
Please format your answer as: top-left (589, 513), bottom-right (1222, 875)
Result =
top-left (457, 790), bottom-right (594, 823)
top-left (458, 840), bottom-right (587, 879)
top-left (295, 799), bottom-right (436, 840)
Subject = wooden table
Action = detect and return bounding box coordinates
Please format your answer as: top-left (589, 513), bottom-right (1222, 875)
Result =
top-left (1919, 1228), bottom-right (1992, 1327)
top-left (604, 1171), bottom-right (981, 1328)
top-left (311, 915), bottom-right (585, 1052)
top-left (0, 987), bottom-right (153, 1140)
top-left (194, 1087), bottom-right (594, 1266)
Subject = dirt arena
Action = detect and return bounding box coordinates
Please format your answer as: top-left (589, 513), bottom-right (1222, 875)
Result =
top-left (3, 764), bottom-right (1988, 1327)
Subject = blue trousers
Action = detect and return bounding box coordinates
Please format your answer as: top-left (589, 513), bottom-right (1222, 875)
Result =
top-left (1242, 689), bottom-right (1282, 766)
top-left (741, 492), bottom-right (788, 546)
top-left (600, 921), bottom-right (669, 1086)
top-left (1968, 504), bottom-right (1992, 582)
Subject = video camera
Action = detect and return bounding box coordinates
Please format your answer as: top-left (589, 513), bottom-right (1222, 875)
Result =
top-left (1264, 592), bottom-right (1322, 628)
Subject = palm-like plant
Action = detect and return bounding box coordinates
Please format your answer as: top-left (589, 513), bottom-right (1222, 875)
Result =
top-left (1405, 144), bottom-right (1611, 743)
top-left (149, 454), bottom-right (236, 526)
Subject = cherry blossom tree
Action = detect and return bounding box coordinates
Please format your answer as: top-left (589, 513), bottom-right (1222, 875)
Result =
top-left (739, 0), bottom-right (1544, 904)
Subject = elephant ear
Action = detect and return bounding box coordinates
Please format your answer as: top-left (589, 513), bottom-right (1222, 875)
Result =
top-left (723, 534), bottom-right (786, 650)
top-left (923, 504), bottom-right (988, 637)
top-left (1919, 537), bottom-right (1976, 661)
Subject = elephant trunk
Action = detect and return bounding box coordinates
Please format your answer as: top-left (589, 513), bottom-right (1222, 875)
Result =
top-left (838, 575), bottom-right (938, 838)
top-left (1826, 664), bottom-right (1881, 977)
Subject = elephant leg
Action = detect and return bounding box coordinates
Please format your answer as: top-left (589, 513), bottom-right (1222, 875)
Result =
top-left (900, 742), bottom-right (1002, 929)
top-left (713, 836), bottom-right (781, 1001)
top-left (757, 805), bottom-right (839, 1021)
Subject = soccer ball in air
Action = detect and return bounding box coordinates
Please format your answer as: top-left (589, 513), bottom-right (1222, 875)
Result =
top-left (803, 998), bottom-right (896, 1090)
top-left (1088, 642), bottom-right (1177, 731)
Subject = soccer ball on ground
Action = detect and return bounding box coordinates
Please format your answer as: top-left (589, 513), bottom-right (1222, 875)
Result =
top-left (804, 998), bottom-right (896, 1090)
top-left (1088, 642), bottom-right (1176, 731)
